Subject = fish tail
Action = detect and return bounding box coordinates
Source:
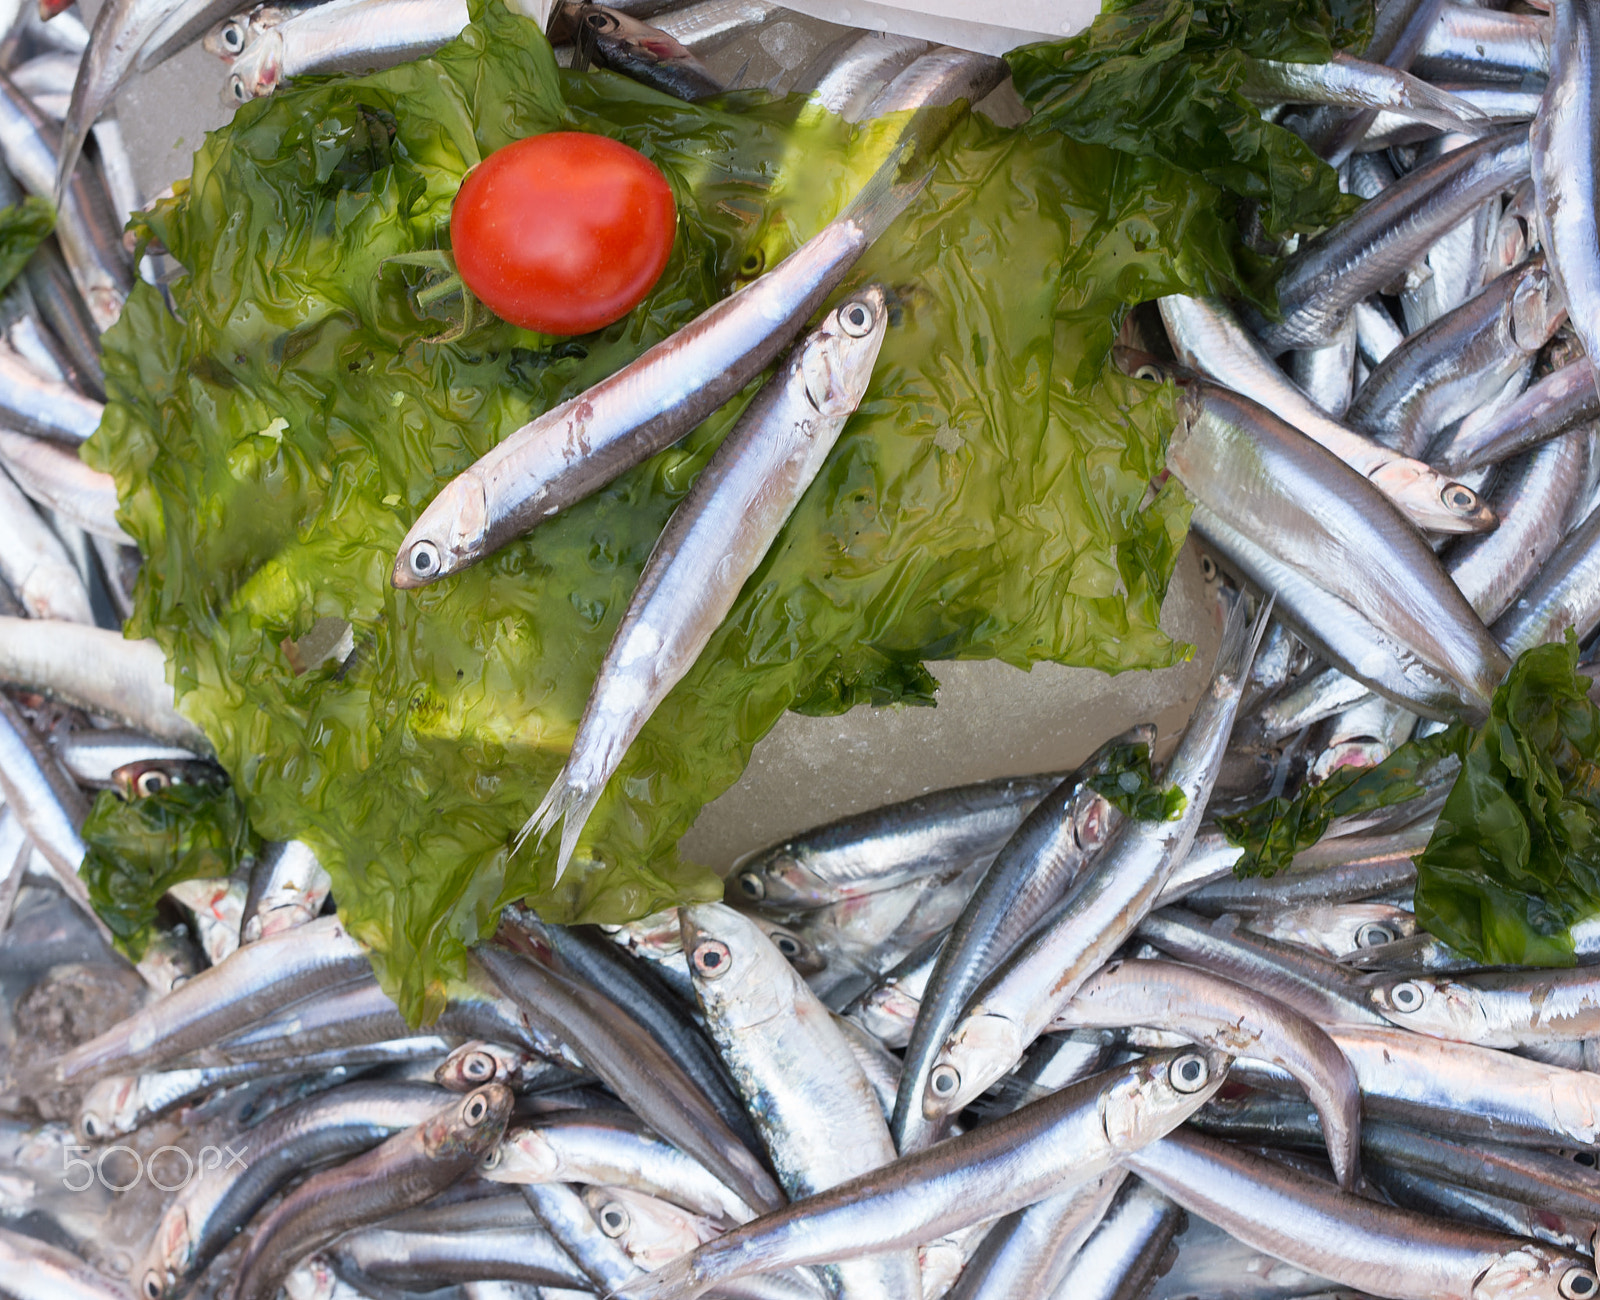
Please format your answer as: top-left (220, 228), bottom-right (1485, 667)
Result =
top-left (840, 144), bottom-right (933, 247)
top-left (515, 768), bottom-right (603, 884)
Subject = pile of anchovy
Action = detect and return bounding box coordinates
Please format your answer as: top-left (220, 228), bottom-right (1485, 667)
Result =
top-left (7, 0), bottom-right (1600, 1298)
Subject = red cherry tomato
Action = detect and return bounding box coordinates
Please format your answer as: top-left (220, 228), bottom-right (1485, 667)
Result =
top-left (450, 132), bottom-right (677, 336)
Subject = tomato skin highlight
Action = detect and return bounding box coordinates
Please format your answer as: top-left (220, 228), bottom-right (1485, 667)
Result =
top-left (450, 132), bottom-right (677, 336)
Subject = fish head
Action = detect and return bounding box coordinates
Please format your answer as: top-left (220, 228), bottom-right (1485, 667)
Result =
top-left (922, 1010), bottom-right (1025, 1119)
top-left (392, 471), bottom-right (490, 588)
top-left (203, 15), bottom-right (252, 60)
top-left (1366, 460), bottom-right (1496, 534)
top-left (436, 1040), bottom-right (522, 1091)
top-left (1471, 1245), bottom-right (1598, 1299)
top-left (753, 918), bottom-right (827, 975)
top-left (1510, 258), bottom-right (1567, 356)
top-left (423, 1082), bottom-right (514, 1162)
top-left (227, 30), bottom-right (284, 102)
top-left (583, 1185), bottom-right (713, 1269)
top-left (481, 1125), bottom-right (562, 1182)
top-left (78, 1075), bottom-right (137, 1142)
top-left (1101, 1048), bottom-right (1231, 1151)
top-left (138, 1204), bottom-right (195, 1299)
top-left (727, 845), bottom-right (832, 908)
top-left (1369, 975), bottom-right (1480, 1039)
top-left (801, 285), bottom-right (890, 419)
top-left (679, 902), bottom-right (800, 1028)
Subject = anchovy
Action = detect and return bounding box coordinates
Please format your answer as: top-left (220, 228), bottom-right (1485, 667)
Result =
top-left (522, 288), bottom-right (890, 878)
top-left (393, 170), bottom-right (919, 591)
top-left (733, 772), bottom-right (1068, 912)
top-left (584, 1184), bottom-right (719, 1271)
top-left (857, 44), bottom-right (1007, 122)
top-left (1242, 53), bottom-right (1490, 131)
top-left (1414, 4), bottom-right (1550, 83)
top-left (1369, 1160), bottom-right (1598, 1258)
top-left (846, 938), bottom-right (941, 1049)
top-left (475, 945), bottom-right (784, 1216)
top-left (0, 1227), bottom-right (133, 1300)
top-left (1157, 297), bottom-right (1493, 533)
top-left (56, 913), bottom-right (371, 1083)
top-left (227, 0), bottom-right (469, 99)
top-left (230, 1084), bottom-right (513, 1300)
top-left (23, 242), bottom-right (106, 396)
top-left (239, 838), bottom-right (332, 942)
top-left (891, 731), bottom-right (1141, 1153)
top-left (1346, 257), bottom-right (1566, 458)
top-left (1245, 901), bottom-right (1418, 957)
top-left (1371, 966), bottom-right (1600, 1047)
top-left (329, 1225), bottom-right (592, 1293)
top-left (485, 1111), bottom-right (755, 1224)
top-left (0, 430), bottom-right (128, 544)
top-left (1363, 83), bottom-right (1542, 151)
top-left (943, 1169), bottom-right (1125, 1300)
top-left (796, 30), bottom-right (928, 122)
top-left (0, 616), bottom-right (207, 747)
top-left (436, 1040), bottom-right (571, 1092)
top-left (0, 338), bottom-right (105, 444)
top-left (1168, 385), bottom-right (1509, 712)
top-left (1433, 359), bottom-right (1600, 473)
top-left (682, 901), bottom-right (920, 1299)
top-left (1289, 316), bottom-right (1358, 419)
top-left (922, 600), bottom-right (1264, 1120)
top-left (1531, 0), bottom-right (1600, 400)
top-left (1047, 957), bottom-right (1362, 1189)
top-left (1446, 427), bottom-right (1595, 624)
top-left (137, 1082), bottom-right (459, 1298)
top-left (0, 468), bottom-right (94, 624)
top-left (1493, 501), bottom-right (1600, 657)
top-left (614, 1050), bottom-right (1228, 1300)
top-left (1123, 1128), bottom-right (1595, 1300)
top-left (1255, 126), bottom-right (1531, 350)
top-left (564, 2), bottom-right (724, 103)
top-left (1045, 1177), bottom-right (1188, 1300)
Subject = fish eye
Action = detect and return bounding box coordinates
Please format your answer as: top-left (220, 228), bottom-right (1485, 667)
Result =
top-left (230, 76), bottom-right (248, 102)
top-left (407, 540), bottom-right (442, 579)
top-left (1170, 1052), bottom-right (1210, 1094)
top-left (1561, 1268), bottom-right (1598, 1299)
top-left (736, 872), bottom-right (765, 901)
top-left (1442, 483), bottom-right (1479, 514)
top-left (463, 1050), bottom-right (495, 1081)
top-left (584, 9), bottom-right (617, 31)
top-left (1575, 1150), bottom-right (1599, 1168)
top-left (598, 1202), bottom-right (630, 1236)
top-left (1355, 922), bottom-right (1395, 948)
top-left (222, 22), bottom-right (244, 50)
top-left (463, 1093), bottom-right (490, 1124)
top-left (483, 1144), bottom-right (503, 1169)
top-left (839, 301), bottom-right (876, 337)
top-left (137, 770), bottom-right (170, 796)
top-left (929, 1065), bottom-right (961, 1098)
top-left (692, 939), bottom-right (731, 978)
top-left (771, 932), bottom-right (801, 958)
top-left (1133, 363), bottom-right (1165, 383)
top-left (1388, 981), bottom-right (1425, 1013)
top-left (1199, 553), bottom-right (1217, 582)
top-left (82, 1113), bottom-right (102, 1139)
top-left (739, 248), bottom-right (765, 277)
top-left (143, 1272), bottom-right (163, 1300)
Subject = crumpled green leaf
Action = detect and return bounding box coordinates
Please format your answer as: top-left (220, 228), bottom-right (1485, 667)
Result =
top-left (0, 196), bottom-right (55, 297)
top-left (1008, 0), bottom-right (1365, 310)
top-left (1220, 727), bottom-right (1462, 877)
top-left (1415, 635), bottom-right (1600, 967)
top-left (82, 0), bottom-right (1341, 1020)
top-left (80, 785), bottom-right (260, 957)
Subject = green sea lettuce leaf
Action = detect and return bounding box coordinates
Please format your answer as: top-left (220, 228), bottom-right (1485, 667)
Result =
top-left (83, 0), bottom-right (1356, 1019)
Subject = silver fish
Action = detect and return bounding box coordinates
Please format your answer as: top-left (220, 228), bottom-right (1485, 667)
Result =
top-left (1346, 257), bottom-right (1565, 458)
top-left (1167, 385), bottom-right (1509, 714)
top-left (615, 1050), bottom-right (1228, 1300)
top-left (1414, 3), bottom-right (1550, 82)
top-left (1432, 358), bottom-right (1600, 473)
top-left (1531, 0), bottom-right (1600, 401)
top-left (1156, 297), bottom-right (1494, 533)
top-left (1493, 500), bottom-right (1600, 657)
top-left (1043, 1177), bottom-right (1187, 1300)
top-left (1124, 1128), bottom-right (1594, 1300)
top-left (328, 1225), bottom-right (590, 1293)
top-left (393, 169), bottom-right (919, 591)
top-left (1246, 902), bottom-right (1419, 957)
top-left (0, 429), bottom-right (127, 543)
top-left (1242, 53), bottom-right (1491, 132)
top-left (796, 30), bottom-right (928, 123)
top-left (0, 1226), bottom-right (134, 1300)
top-left (921, 599), bottom-right (1264, 1120)
top-left (0, 468), bottom-right (95, 623)
top-left (682, 901), bottom-right (921, 1299)
top-left (522, 287), bottom-right (889, 878)
top-left (0, 335), bottom-right (105, 444)
top-left (1372, 967), bottom-right (1600, 1048)
top-left (240, 838), bottom-right (332, 942)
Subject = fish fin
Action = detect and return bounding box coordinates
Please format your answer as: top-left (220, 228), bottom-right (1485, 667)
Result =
top-left (515, 768), bottom-right (602, 884)
top-left (1215, 590), bottom-right (1276, 686)
top-left (838, 145), bottom-right (932, 247)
